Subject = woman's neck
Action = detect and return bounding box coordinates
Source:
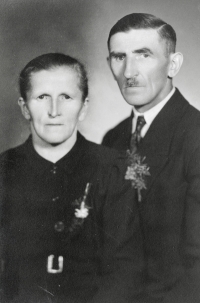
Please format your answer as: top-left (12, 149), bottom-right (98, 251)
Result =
top-left (32, 132), bottom-right (77, 163)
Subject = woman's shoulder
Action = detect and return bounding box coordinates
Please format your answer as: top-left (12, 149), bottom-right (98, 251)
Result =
top-left (0, 140), bottom-right (28, 170)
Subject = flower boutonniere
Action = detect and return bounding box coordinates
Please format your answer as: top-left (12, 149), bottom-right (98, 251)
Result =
top-left (125, 149), bottom-right (150, 202)
top-left (69, 183), bottom-right (92, 233)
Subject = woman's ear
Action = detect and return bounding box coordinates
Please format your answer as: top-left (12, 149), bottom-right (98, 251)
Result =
top-left (78, 98), bottom-right (89, 122)
top-left (168, 52), bottom-right (183, 78)
top-left (18, 97), bottom-right (31, 120)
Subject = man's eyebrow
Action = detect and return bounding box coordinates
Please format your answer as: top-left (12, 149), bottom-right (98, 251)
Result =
top-left (109, 51), bottom-right (126, 57)
top-left (109, 48), bottom-right (153, 57)
top-left (133, 48), bottom-right (153, 54)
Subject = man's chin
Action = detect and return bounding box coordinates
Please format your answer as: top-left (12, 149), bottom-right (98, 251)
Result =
top-left (123, 96), bottom-right (143, 107)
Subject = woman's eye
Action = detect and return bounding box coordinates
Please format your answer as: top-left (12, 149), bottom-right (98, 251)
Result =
top-left (38, 95), bottom-right (48, 100)
top-left (61, 94), bottom-right (70, 100)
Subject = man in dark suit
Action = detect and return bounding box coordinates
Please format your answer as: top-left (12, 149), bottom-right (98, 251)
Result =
top-left (102, 13), bottom-right (200, 303)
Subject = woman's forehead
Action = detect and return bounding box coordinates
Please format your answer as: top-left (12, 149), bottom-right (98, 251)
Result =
top-left (28, 66), bottom-right (82, 95)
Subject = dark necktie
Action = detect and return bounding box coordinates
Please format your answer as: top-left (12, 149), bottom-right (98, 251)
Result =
top-left (130, 116), bottom-right (146, 152)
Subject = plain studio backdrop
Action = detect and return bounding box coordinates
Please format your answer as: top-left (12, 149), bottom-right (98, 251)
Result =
top-left (0, 0), bottom-right (200, 152)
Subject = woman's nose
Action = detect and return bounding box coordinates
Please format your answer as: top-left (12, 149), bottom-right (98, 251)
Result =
top-left (48, 99), bottom-right (60, 117)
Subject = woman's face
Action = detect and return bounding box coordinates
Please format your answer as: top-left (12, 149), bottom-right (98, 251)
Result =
top-left (19, 66), bottom-right (88, 146)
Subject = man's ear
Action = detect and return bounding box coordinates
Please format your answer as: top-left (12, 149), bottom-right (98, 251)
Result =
top-left (168, 52), bottom-right (183, 78)
top-left (78, 98), bottom-right (89, 122)
top-left (18, 97), bottom-right (31, 120)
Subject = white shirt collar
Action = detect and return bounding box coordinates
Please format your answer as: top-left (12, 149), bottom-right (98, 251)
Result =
top-left (132, 87), bottom-right (176, 136)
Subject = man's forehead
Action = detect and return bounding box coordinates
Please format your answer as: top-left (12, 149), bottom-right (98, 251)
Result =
top-left (109, 28), bottom-right (163, 52)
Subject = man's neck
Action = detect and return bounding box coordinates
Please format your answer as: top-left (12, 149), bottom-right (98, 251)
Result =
top-left (132, 87), bottom-right (176, 136)
top-left (32, 132), bottom-right (77, 163)
top-left (135, 81), bottom-right (173, 113)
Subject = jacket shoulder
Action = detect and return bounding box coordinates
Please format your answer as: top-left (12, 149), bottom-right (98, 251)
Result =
top-left (102, 115), bottom-right (132, 149)
top-left (180, 102), bottom-right (200, 148)
top-left (103, 116), bottom-right (131, 139)
top-left (83, 138), bottom-right (122, 166)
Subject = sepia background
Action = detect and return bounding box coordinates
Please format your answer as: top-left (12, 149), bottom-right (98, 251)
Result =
top-left (0, 0), bottom-right (200, 153)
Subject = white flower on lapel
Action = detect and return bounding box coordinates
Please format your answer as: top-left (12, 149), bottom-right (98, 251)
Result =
top-left (125, 150), bottom-right (150, 202)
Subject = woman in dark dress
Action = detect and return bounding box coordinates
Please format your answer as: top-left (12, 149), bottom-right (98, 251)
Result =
top-left (0, 53), bottom-right (143, 303)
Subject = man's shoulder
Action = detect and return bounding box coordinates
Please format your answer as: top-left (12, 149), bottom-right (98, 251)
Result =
top-left (180, 101), bottom-right (200, 144)
top-left (172, 88), bottom-right (200, 119)
top-left (176, 91), bottom-right (200, 131)
top-left (83, 136), bottom-right (123, 165)
top-left (102, 114), bottom-right (132, 150)
top-left (104, 115), bottom-right (132, 137)
top-left (184, 101), bottom-right (200, 121)
top-left (165, 90), bottom-right (200, 155)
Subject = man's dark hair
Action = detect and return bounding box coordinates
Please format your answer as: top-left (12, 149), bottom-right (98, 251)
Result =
top-left (108, 13), bottom-right (176, 55)
top-left (19, 53), bottom-right (88, 101)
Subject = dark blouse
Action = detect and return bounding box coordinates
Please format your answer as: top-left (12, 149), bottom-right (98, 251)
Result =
top-left (0, 133), bottom-right (143, 303)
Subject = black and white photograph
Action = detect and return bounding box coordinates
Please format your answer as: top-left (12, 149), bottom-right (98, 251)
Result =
top-left (0, 0), bottom-right (200, 302)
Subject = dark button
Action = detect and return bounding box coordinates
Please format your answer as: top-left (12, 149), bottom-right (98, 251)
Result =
top-left (52, 196), bottom-right (59, 202)
top-left (54, 221), bottom-right (65, 232)
top-left (51, 165), bottom-right (57, 174)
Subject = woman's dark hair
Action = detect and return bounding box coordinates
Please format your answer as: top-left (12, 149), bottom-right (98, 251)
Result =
top-left (19, 53), bottom-right (88, 101)
top-left (108, 13), bottom-right (176, 56)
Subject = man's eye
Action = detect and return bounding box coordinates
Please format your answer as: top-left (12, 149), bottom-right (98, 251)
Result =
top-left (140, 53), bottom-right (149, 58)
top-left (135, 53), bottom-right (150, 60)
top-left (112, 54), bottom-right (125, 61)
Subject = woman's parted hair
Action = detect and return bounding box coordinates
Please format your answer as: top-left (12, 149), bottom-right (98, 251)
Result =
top-left (19, 53), bottom-right (88, 101)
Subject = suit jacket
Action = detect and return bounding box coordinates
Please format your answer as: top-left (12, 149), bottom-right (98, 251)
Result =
top-left (102, 89), bottom-right (200, 303)
top-left (0, 133), bottom-right (143, 303)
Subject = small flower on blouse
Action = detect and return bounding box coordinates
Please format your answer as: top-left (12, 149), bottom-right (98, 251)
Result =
top-left (69, 183), bottom-right (92, 234)
top-left (75, 201), bottom-right (89, 219)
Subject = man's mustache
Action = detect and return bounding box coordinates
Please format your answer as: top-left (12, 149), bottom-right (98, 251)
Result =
top-left (126, 77), bottom-right (139, 87)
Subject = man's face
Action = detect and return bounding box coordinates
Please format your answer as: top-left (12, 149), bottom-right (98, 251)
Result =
top-left (109, 29), bottom-right (173, 112)
top-left (20, 66), bottom-right (87, 146)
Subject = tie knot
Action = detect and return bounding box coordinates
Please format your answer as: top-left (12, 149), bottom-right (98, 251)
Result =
top-left (136, 116), bottom-right (146, 133)
top-left (130, 115), bottom-right (146, 152)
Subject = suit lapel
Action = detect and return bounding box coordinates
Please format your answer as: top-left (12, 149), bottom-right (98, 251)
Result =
top-left (117, 112), bottom-right (133, 151)
top-left (138, 89), bottom-right (189, 201)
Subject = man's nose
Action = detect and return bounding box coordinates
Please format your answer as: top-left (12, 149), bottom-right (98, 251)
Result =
top-left (123, 57), bottom-right (139, 79)
top-left (48, 99), bottom-right (60, 117)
